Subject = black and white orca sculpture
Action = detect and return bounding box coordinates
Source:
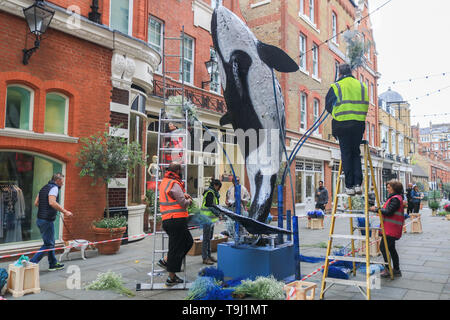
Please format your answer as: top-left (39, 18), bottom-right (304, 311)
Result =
top-left (211, 6), bottom-right (298, 235)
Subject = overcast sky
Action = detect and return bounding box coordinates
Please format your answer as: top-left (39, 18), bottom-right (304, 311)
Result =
top-left (369, 0), bottom-right (450, 128)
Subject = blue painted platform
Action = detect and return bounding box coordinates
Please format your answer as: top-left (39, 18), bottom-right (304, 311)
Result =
top-left (217, 241), bottom-right (295, 282)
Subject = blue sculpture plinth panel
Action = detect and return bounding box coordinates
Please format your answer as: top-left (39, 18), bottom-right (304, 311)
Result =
top-left (217, 242), bottom-right (295, 282)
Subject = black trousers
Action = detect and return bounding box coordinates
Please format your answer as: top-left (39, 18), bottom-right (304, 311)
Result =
top-left (406, 201), bottom-right (413, 214)
top-left (162, 217), bottom-right (193, 273)
top-left (380, 235), bottom-right (400, 271)
top-left (336, 129), bottom-right (364, 189)
top-left (412, 202), bottom-right (420, 213)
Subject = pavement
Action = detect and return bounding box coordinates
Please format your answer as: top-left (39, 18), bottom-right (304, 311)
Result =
top-left (0, 207), bottom-right (449, 300)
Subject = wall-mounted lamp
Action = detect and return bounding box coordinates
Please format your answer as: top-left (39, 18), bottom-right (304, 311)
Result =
top-left (201, 58), bottom-right (218, 89)
top-left (22, 0), bottom-right (55, 65)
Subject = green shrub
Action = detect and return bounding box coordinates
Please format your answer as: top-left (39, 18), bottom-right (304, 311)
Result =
top-left (93, 216), bottom-right (127, 229)
top-left (428, 200), bottom-right (440, 210)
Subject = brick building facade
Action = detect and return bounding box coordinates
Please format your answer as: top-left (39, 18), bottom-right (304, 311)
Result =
top-left (0, 0), bottom-right (159, 253)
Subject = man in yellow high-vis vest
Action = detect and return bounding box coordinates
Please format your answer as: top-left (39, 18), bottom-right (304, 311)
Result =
top-left (325, 64), bottom-right (369, 196)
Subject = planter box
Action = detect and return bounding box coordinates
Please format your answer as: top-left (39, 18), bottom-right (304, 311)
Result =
top-left (187, 234), bottom-right (228, 256)
top-left (92, 226), bottom-right (126, 255)
top-left (358, 230), bottom-right (381, 257)
top-left (307, 218), bottom-right (324, 230)
top-left (410, 214), bottom-right (423, 233)
top-left (446, 214), bottom-right (450, 221)
top-left (7, 263), bottom-right (40, 298)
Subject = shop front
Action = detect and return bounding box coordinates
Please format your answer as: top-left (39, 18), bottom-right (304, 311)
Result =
top-left (0, 151), bottom-right (63, 247)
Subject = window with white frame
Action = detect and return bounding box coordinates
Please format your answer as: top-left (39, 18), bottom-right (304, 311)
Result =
top-left (5, 85), bottom-right (33, 131)
top-left (371, 124), bottom-right (375, 146)
top-left (300, 0), bottom-right (304, 14)
top-left (45, 93), bottom-right (68, 135)
top-left (399, 135), bottom-right (404, 156)
top-left (370, 83), bottom-right (374, 104)
top-left (312, 43), bottom-right (318, 78)
top-left (300, 93), bottom-right (307, 130)
top-left (331, 12), bottom-right (337, 43)
top-left (391, 131), bottom-right (396, 154)
top-left (110, 0), bottom-right (133, 36)
top-left (181, 35), bottom-right (194, 84)
top-left (209, 48), bottom-right (221, 94)
top-left (313, 99), bottom-right (319, 123)
top-left (309, 0), bottom-right (315, 24)
top-left (299, 33), bottom-right (307, 71)
top-left (148, 16), bottom-right (164, 73)
top-left (366, 122), bottom-right (370, 142)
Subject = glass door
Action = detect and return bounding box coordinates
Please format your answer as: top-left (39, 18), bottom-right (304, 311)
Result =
top-left (304, 173), bottom-right (315, 212)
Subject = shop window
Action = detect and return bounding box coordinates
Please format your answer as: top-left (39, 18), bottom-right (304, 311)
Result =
top-left (0, 151), bottom-right (62, 245)
top-left (44, 93), bottom-right (68, 135)
top-left (5, 85), bottom-right (33, 131)
top-left (110, 0), bottom-right (133, 35)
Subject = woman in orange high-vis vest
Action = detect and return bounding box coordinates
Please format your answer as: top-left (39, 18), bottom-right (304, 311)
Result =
top-left (370, 180), bottom-right (405, 278)
top-left (157, 162), bottom-right (193, 287)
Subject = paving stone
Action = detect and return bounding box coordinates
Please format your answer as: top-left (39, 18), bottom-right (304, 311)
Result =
top-left (403, 290), bottom-right (440, 300)
top-left (385, 277), bottom-right (444, 293)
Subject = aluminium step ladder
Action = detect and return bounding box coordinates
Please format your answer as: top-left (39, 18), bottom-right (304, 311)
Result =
top-left (319, 140), bottom-right (394, 300)
top-left (137, 27), bottom-right (192, 291)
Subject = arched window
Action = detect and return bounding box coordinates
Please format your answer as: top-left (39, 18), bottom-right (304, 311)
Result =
top-left (45, 93), bottom-right (68, 135)
top-left (5, 85), bottom-right (34, 131)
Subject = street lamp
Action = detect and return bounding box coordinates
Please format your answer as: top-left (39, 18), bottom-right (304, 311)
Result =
top-left (381, 138), bottom-right (387, 151)
top-left (202, 58), bottom-right (218, 89)
top-left (22, 0), bottom-right (55, 65)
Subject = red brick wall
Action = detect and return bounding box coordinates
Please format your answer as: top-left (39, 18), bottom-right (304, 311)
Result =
top-left (0, 11), bottom-right (112, 241)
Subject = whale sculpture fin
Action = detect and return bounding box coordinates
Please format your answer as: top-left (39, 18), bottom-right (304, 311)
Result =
top-left (219, 112), bottom-right (233, 126)
top-left (256, 41), bottom-right (299, 73)
top-left (213, 205), bottom-right (292, 236)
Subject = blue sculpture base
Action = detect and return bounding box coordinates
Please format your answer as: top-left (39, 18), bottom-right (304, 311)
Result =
top-left (217, 241), bottom-right (295, 282)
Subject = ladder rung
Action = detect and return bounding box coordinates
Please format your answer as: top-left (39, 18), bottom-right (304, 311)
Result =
top-left (158, 163), bottom-right (187, 166)
top-left (328, 255), bottom-right (368, 263)
top-left (337, 209), bottom-right (366, 213)
top-left (331, 234), bottom-right (366, 240)
top-left (160, 148), bottom-right (186, 151)
top-left (159, 134), bottom-right (186, 137)
top-left (164, 103), bottom-right (184, 107)
top-left (354, 226), bottom-right (382, 231)
top-left (163, 87), bottom-right (183, 91)
top-left (165, 37), bottom-right (183, 40)
top-left (324, 278), bottom-right (368, 287)
top-left (154, 249), bottom-right (169, 254)
top-left (165, 71), bottom-right (183, 74)
top-left (159, 118), bottom-right (187, 122)
top-left (165, 54), bottom-right (182, 57)
top-left (333, 214), bottom-right (378, 218)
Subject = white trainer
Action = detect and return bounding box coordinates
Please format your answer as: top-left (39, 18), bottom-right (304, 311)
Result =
top-left (354, 185), bottom-right (362, 195)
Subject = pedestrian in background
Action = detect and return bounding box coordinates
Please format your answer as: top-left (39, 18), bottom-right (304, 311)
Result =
top-left (200, 179), bottom-right (222, 265)
top-left (405, 183), bottom-right (414, 215)
top-left (30, 173), bottom-right (73, 271)
top-left (410, 185), bottom-right (422, 213)
top-left (370, 180), bottom-right (405, 278)
top-left (315, 181), bottom-right (328, 211)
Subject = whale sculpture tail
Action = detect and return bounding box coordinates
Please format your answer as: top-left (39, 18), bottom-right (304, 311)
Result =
top-left (212, 205), bottom-right (292, 236)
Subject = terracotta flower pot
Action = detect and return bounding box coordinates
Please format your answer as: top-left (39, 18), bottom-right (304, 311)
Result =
top-left (92, 226), bottom-right (127, 255)
top-left (149, 218), bottom-right (162, 233)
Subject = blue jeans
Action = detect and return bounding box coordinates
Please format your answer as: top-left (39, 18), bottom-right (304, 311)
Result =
top-left (337, 129), bottom-right (364, 189)
top-left (30, 218), bottom-right (57, 267)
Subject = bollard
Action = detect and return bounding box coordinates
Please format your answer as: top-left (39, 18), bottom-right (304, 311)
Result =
top-left (293, 216), bottom-right (301, 280)
top-left (287, 210), bottom-right (292, 242)
top-left (234, 184), bottom-right (241, 245)
top-left (278, 185), bottom-right (284, 244)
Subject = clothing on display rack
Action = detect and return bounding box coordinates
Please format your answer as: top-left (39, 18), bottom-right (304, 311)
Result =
top-left (0, 183), bottom-right (25, 243)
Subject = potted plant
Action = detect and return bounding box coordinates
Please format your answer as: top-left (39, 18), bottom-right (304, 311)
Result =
top-left (444, 204), bottom-right (450, 220)
top-left (428, 200), bottom-right (440, 216)
top-left (146, 189), bottom-right (162, 233)
top-left (76, 126), bottom-right (146, 254)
